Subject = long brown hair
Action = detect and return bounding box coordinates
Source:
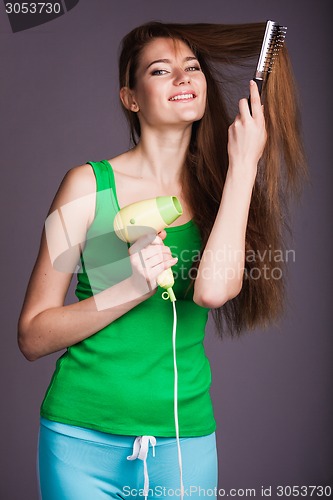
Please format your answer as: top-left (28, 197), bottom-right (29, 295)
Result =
top-left (118, 21), bottom-right (307, 339)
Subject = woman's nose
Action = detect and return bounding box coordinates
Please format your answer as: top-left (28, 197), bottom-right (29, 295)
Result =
top-left (173, 69), bottom-right (191, 85)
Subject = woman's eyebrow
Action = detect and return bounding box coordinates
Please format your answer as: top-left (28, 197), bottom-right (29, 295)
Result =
top-left (145, 56), bottom-right (198, 70)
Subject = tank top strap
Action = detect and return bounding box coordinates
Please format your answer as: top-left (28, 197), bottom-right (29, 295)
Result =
top-left (86, 159), bottom-right (120, 222)
top-left (86, 159), bottom-right (116, 193)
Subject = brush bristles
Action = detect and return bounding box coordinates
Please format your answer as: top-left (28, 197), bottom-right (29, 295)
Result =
top-left (265, 25), bottom-right (287, 74)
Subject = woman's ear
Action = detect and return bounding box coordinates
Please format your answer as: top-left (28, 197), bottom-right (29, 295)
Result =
top-left (119, 87), bottom-right (140, 112)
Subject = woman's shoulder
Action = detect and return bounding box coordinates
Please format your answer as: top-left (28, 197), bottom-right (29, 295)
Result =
top-left (48, 163), bottom-right (96, 219)
top-left (64, 162), bottom-right (96, 188)
top-left (55, 163), bottom-right (97, 202)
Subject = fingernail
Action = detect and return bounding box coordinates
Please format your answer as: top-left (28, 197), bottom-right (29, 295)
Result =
top-left (250, 80), bottom-right (255, 86)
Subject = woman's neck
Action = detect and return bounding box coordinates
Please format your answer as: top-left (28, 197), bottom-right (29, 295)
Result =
top-left (129, 125), bottom-right (192, 186)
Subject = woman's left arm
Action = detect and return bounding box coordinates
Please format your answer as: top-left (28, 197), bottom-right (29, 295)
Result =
top-left (193, 81), bottom-right (267, 308)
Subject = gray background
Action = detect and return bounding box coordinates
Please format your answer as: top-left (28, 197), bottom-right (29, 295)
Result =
top-left (0, 0), bottom-right (331, 498)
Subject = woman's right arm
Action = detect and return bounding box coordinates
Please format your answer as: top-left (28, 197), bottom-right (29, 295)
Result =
top-left (18, 164), bottom-right (177, 362)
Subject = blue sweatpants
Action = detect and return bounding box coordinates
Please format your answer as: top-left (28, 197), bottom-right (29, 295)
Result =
top-left (38, 417), bottom-right (218, 499)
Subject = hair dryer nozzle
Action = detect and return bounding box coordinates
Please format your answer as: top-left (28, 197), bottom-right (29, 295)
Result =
top-left (156, 196), bottom-right (183, 225)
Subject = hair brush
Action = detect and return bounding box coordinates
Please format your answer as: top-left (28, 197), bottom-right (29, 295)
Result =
top-left (249, 20), bottom-right (287, 110)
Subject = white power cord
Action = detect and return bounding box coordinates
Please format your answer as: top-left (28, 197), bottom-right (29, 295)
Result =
top-left (172, 300), bottom-right (184, 499)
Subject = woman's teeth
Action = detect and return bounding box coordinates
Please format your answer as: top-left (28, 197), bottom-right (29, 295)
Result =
top-left (169, 94), bottom-right (194, 101)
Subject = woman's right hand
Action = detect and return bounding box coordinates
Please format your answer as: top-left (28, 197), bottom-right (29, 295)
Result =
top-left (128, 230), bottom-right (178, 298)
top-left (227, 80), bottom-right (267, 184)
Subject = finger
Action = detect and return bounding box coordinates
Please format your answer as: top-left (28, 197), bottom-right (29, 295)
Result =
top-left (229, 112), bottom-right (241, 135)
top-left (152, 234), bottom-right (164, 244)
top-left (249, 80), bottom-right (262, 119)
top-left (128, 232), bottom-right (158, 254)
top-left (142, 244), bottom-right (172, 261)
top-left (145, 256), bottom-right (178, 286)
top-left (233, 111), bottom-right (242, 123)
top-left (158, 229), bottom-right (167, 240)
top-left (238, 97), bottom-right (251, 118)
top-left (152, 255), bottom-right (178, 273)
top-left (147, 250), bottom-right (177, 269)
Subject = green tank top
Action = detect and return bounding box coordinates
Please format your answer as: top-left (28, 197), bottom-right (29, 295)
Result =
top-left (40, 160), bottom-right (216, 437)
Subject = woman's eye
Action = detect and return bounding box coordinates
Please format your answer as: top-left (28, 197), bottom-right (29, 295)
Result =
top-left (151, 69), bottom-right (168, 75)
top-left (186, 66), bottom-right (201, 72)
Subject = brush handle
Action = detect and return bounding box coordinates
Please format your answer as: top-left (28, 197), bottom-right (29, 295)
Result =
top-left (248, 78), bottom-right (263, 115)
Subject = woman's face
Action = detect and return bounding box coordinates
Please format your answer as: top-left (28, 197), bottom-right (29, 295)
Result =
top-left (130, 37), bottom-right (207, 129)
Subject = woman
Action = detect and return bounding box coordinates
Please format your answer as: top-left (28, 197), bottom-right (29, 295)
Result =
top-left (18, 21), bottom-right (306, 499)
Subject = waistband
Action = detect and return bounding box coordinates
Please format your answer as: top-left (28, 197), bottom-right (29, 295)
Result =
top-left (40, 417), bottom-right (208, 447)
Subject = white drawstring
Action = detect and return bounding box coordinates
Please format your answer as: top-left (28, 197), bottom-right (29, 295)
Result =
top-left (127, 435), bottom-right (156, 499)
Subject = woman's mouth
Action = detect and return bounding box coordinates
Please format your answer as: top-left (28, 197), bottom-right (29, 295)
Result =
top-left (169, 93), bottom-right (196, 101)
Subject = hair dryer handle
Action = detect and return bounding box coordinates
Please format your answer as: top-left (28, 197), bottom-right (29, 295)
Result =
top-left (157, 268), bottom-right (176, 302)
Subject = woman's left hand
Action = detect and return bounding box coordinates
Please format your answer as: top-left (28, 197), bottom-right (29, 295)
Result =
top-left (227, 80), bottom-right (267, 182)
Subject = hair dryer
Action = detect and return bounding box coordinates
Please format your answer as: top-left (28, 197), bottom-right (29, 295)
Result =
top-left (113, 196), bottom-right (183, 302)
